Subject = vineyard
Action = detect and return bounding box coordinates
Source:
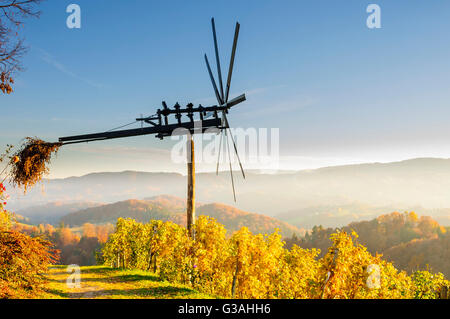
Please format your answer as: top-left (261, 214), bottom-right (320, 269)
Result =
top-left (99, 216), bottom-right (449, 299)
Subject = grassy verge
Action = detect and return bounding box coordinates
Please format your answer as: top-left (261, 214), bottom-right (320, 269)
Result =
top-left (36, 265), bottom-right (214, 299)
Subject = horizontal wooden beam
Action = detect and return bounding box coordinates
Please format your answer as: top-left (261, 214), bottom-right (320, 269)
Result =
top-left (59, 118), bottom-right (222, 144)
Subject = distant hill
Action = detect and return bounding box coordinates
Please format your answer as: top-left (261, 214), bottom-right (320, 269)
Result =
top-left (286, 212), bottom-right (450, 277)
top-left (60, 197), bottom-right (184, 226)
top-left (275, 203), bottom-right (450, 228)
top-left (60, 195), bottom-right (304, 237)
top-left (17, 201), bottom-right (102, 225)
top-left (142, 194), bottom-right (189, 210)
top-left (383, 233), bottom-right (450, 277)
top-left (275, 203), bottom-right (388, 229)
top-left (6, 157), bottom-right (450, 228)
top-left (195, 203), bottom-right (302, 236)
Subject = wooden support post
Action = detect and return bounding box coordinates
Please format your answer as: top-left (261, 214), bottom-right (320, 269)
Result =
top-left (440, 285), bottom-right (448, 299)
top-left (187, 135), bottom-right (195, 238)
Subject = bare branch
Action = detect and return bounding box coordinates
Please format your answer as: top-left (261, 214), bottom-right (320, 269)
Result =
top-left (0, 0), bottom-right (43, 94)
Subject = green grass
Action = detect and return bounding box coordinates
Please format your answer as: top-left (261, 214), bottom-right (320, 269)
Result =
top-left (36, 265), bottom-right (214, 299)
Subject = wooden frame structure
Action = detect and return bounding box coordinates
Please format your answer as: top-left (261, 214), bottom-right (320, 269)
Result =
top-left (58, 18), bottom-right (246, 237)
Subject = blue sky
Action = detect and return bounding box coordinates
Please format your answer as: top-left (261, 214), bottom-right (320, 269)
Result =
top-left (2, 0), bottom-right (450, 177)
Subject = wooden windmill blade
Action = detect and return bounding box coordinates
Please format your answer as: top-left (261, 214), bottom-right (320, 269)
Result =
top-left (206, 18), bottom-right (247, 200)
top-left (213, 20), bottom-right (246, 180)
top-left (211, 18), bottom-right (225, 102)
top-left (216, 128), bottom-right (224, 175)
top-left (222, 111), bottom-right (246, 180)
top-left (225, 22), bottom-right (240, 103)
top-left (225, 128), bottom-right (237, 202)
top-left (204, 54), bottom-right (223, 105)
top-left (222, 22), bottom-right (246, 179)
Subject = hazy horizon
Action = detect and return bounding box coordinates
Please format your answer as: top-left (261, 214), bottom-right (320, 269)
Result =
top-left (42, 155), bottom-right (450, 179)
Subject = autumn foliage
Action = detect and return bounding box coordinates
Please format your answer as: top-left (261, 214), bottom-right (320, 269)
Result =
top-left (9, 137), bottom-right (62, 191)
top-left (0, 183), bottom-right (58, 298)
top-left (102, 216), bottom-right (449, 299)
top-left (0, 72), bottom-right (13, 94)
top-left (15, 221), bottom-right (114, 266)
top-left (287, 211), bottom-right (450, 278)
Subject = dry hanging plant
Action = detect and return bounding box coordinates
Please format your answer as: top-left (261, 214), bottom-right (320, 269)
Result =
top-left (9, 137), bottom-right (62, 192)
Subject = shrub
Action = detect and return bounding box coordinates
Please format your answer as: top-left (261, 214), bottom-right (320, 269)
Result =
top-left (0, 183), bottom-right (59, 298)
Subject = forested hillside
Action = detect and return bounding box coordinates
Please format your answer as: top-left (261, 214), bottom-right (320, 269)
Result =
top-left (59, 196), bottom-right (303, 237)
top-left (383, 234), bottom-right (450, 277)
top-left (8, 159), bottom-right (450, 224)
top-left (286, 212), bottom-right (450, 277)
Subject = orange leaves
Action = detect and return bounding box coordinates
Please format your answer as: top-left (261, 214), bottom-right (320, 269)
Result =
top-left (0, 83), bottom-right (13, 94)
top-left (0, 72), bottom-right (13, 94)
top-left (0, 229), bottom-right (59, 298)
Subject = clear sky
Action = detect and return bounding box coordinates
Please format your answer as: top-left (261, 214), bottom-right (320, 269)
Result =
top-left (2, 0), bottom-right (450, 178)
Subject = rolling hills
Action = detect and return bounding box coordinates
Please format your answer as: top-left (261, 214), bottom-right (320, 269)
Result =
top-left (17, 201), bottom-right (102, 225)
top-left (59, 195), bottom-right (304, 237)
top-left (6, 158), bottom-right (450, 229)
top-left (275, 203), bottom-right (450, 228)
top-left (286, 212), bottom-right (450, 278)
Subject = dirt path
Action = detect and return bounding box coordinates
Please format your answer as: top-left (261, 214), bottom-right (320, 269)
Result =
top-left (44, 266), bottom-right (107, 299)
top-left (67, 285), bottom-right (105, 299)
top-left (39, 265), bottom-right (213, 299)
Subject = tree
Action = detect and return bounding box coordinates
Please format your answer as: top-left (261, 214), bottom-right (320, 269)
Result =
top-left (0, 0), bottom-right (43, 94)
top-left (0, 181), bottom-right (58, 298)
